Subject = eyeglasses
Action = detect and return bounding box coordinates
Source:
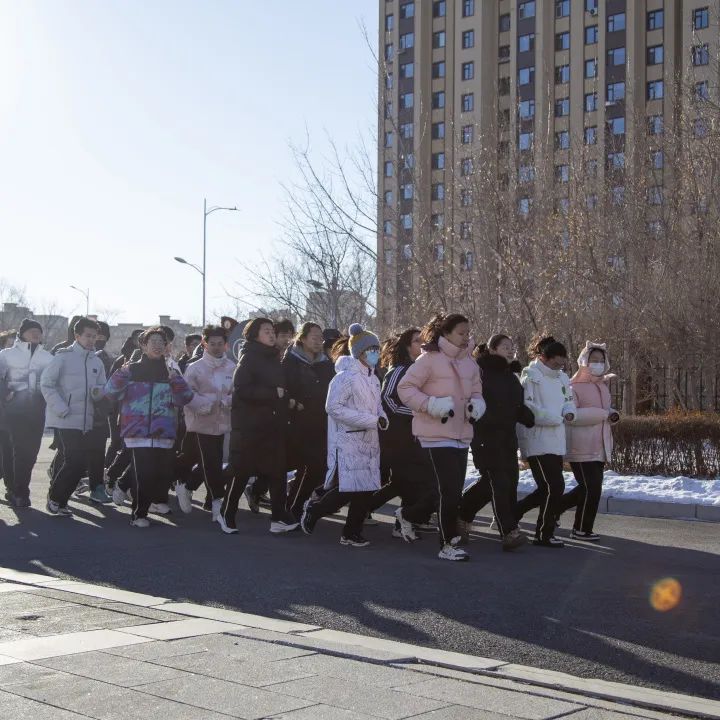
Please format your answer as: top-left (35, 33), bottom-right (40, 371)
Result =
top-left (145, 338), bottom-right (167, 347)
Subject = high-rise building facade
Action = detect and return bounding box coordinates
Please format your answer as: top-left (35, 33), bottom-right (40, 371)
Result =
top-left (377, 0), bottom-right (719, 330)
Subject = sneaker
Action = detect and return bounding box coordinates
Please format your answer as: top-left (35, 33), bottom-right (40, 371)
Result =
top-left (175, 482), bottom-right (193, 514)
top-left (571, 529), bottom-right (600, 542)
top-left (438, 543), bottom-right (470, 561)
top-left (392, 519), bottom-right (403, 539)
top-left (533, 536), bottom-right (565, 548)
top-left (89, 486), bottom-right (112, 505)
top-left (456, 518), bottom-right (472, 546)
top-left (112, 486), bottom-right (127, 506)
top-left (257, 492), bottom-right (271, 508)
top-left (46, 499), bottom-right (72, 517)
top-left (364, 513), bottom-right (379, 526)
top-left (211, 498), bottom-right (223, 522)
top-left (395, 507), bottom-right (417, 542)
top-left (244, 485), bottom-right (260, 514)
top-left (74, 479), bottom-right (90, 496)
top-left (300, 499), bottom-right (317, 535)
top-left (502, 528), bottom-right (528, 552)
top-left (340, 533), bottom-right (370, 547)
top-left (130, 517), bottom-right (150, 528)
top-left (215, 514), bottom-right (238, 535)
top-left (413, 522), bottom-right (439, 534)
top-left (270, 519), bottom-right (300, 534)
top-left (148, 503), bottom-right (171, 515)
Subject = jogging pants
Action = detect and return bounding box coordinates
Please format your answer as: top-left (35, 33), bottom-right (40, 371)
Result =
top-left (517, 454), bottom-right (565, 541)
top-left (4, 407), bottom-right (45, 502)
top-left (286, 450), bottom-right (326, 520)
top-left (311, 486), bottom-right (372, 537)
top-left (130, 447), bottom-right (175, 520)
top-left (176, 432), bottom-right (226, 500)
top-left (426, 446), bottom-right (469, 546)
top-left (0, 430), bottom-right (13, 494)
top-left (559, 461), bottom-right (604, 533)
top-left (460, 463), bottom-right (520, 537)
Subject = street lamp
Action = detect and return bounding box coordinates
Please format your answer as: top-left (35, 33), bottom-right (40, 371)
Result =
top-left (173, 199), bottom-right (240, 326)
top-left (69, 285), bottom-right (90, 316)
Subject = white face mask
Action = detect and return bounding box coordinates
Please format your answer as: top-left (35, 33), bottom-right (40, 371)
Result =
top-left (589, 363), bottom-right (606, 377)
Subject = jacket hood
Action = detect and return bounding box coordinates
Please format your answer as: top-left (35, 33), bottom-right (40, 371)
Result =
top-left (524, 357), bottom-right (563, 381)
top-left (421, 336), bottom-right (471, 360)
top-left (289, 343), bottom-right (331, 366)
top-left (572, 341), bottom-right (616, 383)
top-left (241, 340), bottom-right (279, 359)
top-left (201, 352), bottom-right (231, 369)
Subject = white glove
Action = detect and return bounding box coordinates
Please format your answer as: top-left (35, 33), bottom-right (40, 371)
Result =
top-left (467, 397), bottom-right (486, 422)
top-left (197, 404), bottom-right (213, 416)
top-left (427, 396), bottom-right (454, 419)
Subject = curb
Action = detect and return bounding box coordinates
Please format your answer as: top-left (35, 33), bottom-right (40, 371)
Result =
top-left (1, 568), bottom-right (719, 719)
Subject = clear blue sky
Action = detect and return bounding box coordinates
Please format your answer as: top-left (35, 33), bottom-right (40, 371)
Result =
top-left (0, 0), bottom-right (378, 326)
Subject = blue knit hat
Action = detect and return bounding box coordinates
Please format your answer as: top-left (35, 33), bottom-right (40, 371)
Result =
top-left (348, 323), bottom-right (380, 359)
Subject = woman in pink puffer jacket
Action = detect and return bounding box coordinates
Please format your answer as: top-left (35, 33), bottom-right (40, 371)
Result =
top-left (559, 342), bottom-right (620, 542)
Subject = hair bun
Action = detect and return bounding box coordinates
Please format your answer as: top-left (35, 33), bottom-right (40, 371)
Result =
top-left (348, 323), bottom-right (364, 336)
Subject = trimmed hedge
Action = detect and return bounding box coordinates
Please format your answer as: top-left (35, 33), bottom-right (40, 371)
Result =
top-left (610, 412), bottom-right (720, 478)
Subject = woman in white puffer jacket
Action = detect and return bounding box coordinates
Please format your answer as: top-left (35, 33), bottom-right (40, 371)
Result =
top-left (516, 336), bottom-right (576, 548)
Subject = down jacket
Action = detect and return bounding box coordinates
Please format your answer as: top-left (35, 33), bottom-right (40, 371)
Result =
top-left (0, 339), bottom-right (53, 417)
top-left (397, 336), bottom-right (484, 446)
top-left (324, 355), bottom-right (387, 493)
top-left (517, 359), bottom-right (576, 459)
top-left (183, 353), bottom-right (236, 436)
top-left (41, 342), bottom-right (107, 432)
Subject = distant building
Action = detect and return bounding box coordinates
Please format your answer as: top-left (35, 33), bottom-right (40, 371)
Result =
top-left (105, 316), bottom-right (202, 358)
top-left (0, 303), bottom-right (68, 350)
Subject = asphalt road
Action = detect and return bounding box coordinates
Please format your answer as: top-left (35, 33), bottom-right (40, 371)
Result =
top-left (1, 439), bottom-right (719, 701)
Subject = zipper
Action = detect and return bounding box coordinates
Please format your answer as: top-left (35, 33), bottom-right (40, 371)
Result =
top-left (147, 382), bottom-right (155, 437)
top-left (83, 352), bottom-right (89, 432)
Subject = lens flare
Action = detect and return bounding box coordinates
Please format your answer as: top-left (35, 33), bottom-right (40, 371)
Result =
top-left (650, 577), bottom-right (682, 612)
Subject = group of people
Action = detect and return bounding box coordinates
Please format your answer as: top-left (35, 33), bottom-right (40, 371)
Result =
top-left (0, 311), bottom-right (620, 561)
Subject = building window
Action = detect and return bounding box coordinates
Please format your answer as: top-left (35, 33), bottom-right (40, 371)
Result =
top-left (384, 131), bottom-right (393, 148)
top-left (384, 191), bottom-right (393, 206)
top-left (693, 7), bottom-right (709, 30)
top-left (519, 1), bottom-right (536, 19)
top-left (432, 183), bottom-right (445, 201)
top-left (554, 97), bottom-right (570, 117)
top-left (432, 61), bottom-right (446, 79)
top-left (586, 194), bottom-right (598, 209)
top-left (462, 125), bottom-right (474, 144)
top-left (432, 122), bottom-right (445, 140)
top-left (499, 108), bottom-right (510, 125)
top-left (385, 101), bottom-right (393, 119)
top-left (555, 164), bottom-right (570, 183)
top-left (461, 158), bottom-right (474, 176)
top-left (432, 152), bottom-right (445, 170)
top-left (499, 14), bottom-right (511, 32)
top-left (556, 198), bottom-right (570, 215)
top-left (432, 91), bottom-right (446, 109)
top-left (400, 213), bottom-right (413, 229)
top-left (520, 66), bottom-right (535, 86)
top-left (462, 61), bottom-right (475, 81)
top-left (383, 219), bottom-right (392, 234)
top-left (694, 119), bottom-right (708, 138)
top-left (519, 100), bottom-right (535, 119)
top-left (584, 58), bottom-right (597, 78)
top-left (384, 162), bottom-right (393, 177)
top-left (402, 244), bottom-right (413, 260)
top-left (519, 33), bottom-right (535, 53)
top-left (460, 222), bottom-right (473, 240)
top-left (401, 183), bottom-right (413, 199)
top-left (400, 62), bottom-right (414, 78)
top-left (431, 214), bottom-right (445, 230)
top-left (385, 73), bottom-right (393, 89)
top-left (399, 92), bottom-right (414, 109)
top-left (519, 131), bottom-right (534, 151)
top-left (385, 14), bottom-right (394, 32)
top-left (433, 31), bottom-right (446, 49)
top-left (612, 186), bottom-right (625, 205)
top-left (587, 159), bottom-right (598, 177)
top-left (385, 44), bottom-right (394, 61)
top-left (692, 44), bottom-right (710, 66)
top-left (647, 186), bottom-right (663, 206)
top-left (555, 0), bottom-right (570, 19)
top-left (585, 92), bottom-right (598, 112)
top-left (555, 130), bottom-right (570, 150)
top-left (651, 150), bottom-right (664, 169)
top-left (519, 164), bottom-right (536, 183)
top-left (518, 197), bottom-right (532, 215)
top-left (585, 25), bottom-right (598, 45)
top-left (462, 0), bottom-right (474, 17)
top-left (499, 77), bottom-right (510, 95)
top-left (608, 116), bottom-right (625, 135)
top-left (462, 30), bottom-right (475, 49)
top-left (400, 2), bottom-right (414, 19)
top-left (400, 122), bottom-right (413, 139)
top-left (460, 189), bottom-right (472, 207)
top-left (400, 32), bottom-right (414, 50)
top-left (584, 126), bottom-right (597, 145)
top-left (607, 151), bottom-right (625, 169)
top-left (402, 153), bottom-right (415, 170)
top-left (647, 45), bottom-right (663, 65)
top-left (648, 115), bottom-right (664, 135)
top-left (384, 249), bottom-right (394, 266)
top-left (607, 47), bottom-right (626, 66)
top-left (586, 0), bottom-right (598, 11)
top-left (461, 251), bottom-right (474, 271)
top-left (647, 80), bottom-right (664, 100)
top-left (696, 80), bottom-right (710, 101)
top-left (433, 0), bottom-right (446, 18)
top-left (555, 64), bottom-right (570, 84)
top-left (555, 32), bottom-right (570, 51)
top-left (647, 10), bottom-right (664, 30)
top-left (607, 12), bottom-right (626, 32)
top-left (498, 140), bottom-right (510, 156)
top-left (607, 82), bottom-right (625, 102)
top-left (433, 243), bottom-right (445, 261)
top-left (462, 93), bottom-right (474, 112)
top-left (499, 45), bottom-right (510, 62)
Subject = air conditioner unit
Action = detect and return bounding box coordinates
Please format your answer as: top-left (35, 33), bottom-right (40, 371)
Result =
top-left (589, 7), bottom-right (598, 16)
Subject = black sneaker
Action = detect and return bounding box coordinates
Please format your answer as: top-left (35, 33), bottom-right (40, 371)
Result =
top-left (300, 500), bottom-right (317, 535)
top-left (571, 529), bottom-right (600, 542)
top-left (340, 533), bottom-right (370, 548)
top-left (533, 536), bottom-right (565, 548)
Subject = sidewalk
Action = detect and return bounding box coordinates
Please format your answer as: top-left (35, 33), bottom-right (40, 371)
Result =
top-left (1, 572), bottom-right (718, 720)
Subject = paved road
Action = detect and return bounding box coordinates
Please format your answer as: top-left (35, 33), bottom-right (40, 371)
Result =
top-left (2, 440), bottom-right (719, 701)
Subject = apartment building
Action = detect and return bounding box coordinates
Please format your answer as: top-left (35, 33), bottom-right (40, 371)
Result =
top-left (377, 0), bottom-right (719, 329)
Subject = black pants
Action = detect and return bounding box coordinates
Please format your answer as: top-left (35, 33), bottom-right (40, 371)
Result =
top-left (176, 432), bottom-right (226, 500)
top-left (426, 446), bottom-right (469, 546)
top-left (129, 447), bottom-right (174, 520)
top-left (286, 447), bottom-right (326, 519)
top-left (107, 445), bottom-right (131, 484)
top-left (49, 429), bottom-right (101, 505)
top-left (4, 407), bottom-right (45, 501)
top-left (559, 461), bottom-right (604, 533)
top-left (1, 430), bottom-right (15, 493)
top-left (517, 454), bottom-right (565, 541)
top-left (311, 486), bottom-right (372, 536)
top-left (104, 409), bottom-right (122, 468)
top-left (460, 462), bottom-right (519, 537)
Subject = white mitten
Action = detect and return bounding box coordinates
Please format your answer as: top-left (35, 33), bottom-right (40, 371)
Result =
top-left (427, 396), bottom-right (454, 419)
top-left (467, 397), bottom-right (486, 422)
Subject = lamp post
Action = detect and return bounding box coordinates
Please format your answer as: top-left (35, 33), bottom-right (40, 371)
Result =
top-left (69, 285), bottom-right (90, 316)
top-left (174, 198), bottom-right (239, 326)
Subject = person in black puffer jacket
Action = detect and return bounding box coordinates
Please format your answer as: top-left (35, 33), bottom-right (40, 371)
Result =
top-left (282, 323), bottom-right (335, 519)
top-left (219, 317), bottom-right (299, 535)
top-left (458, 334), bottom-right (535, 551)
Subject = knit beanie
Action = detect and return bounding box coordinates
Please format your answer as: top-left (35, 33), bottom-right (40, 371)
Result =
top-left (97, 321), bottom-right (110, 339)
top-left (348, 323), bottom-right (380, 359)
top-left (18, 318), bottom-right (42, 340)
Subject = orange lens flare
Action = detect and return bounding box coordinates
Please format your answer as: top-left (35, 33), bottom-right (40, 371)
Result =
top-left (650, 577), bottom-right (682, 612)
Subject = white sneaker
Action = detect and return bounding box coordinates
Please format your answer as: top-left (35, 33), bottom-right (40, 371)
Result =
top-left (112, 486), bottom-right (127, 506)
top-left (216, 514), bottom-right (238, 535)
top-left (211, 498), bottom-right (223, 522)
top-left (175, 482), bottom-right (193, 514)
top-left (438, 543), bottom-right (470, 561)
top-left (131, 517), bottom-right (150, 528)
top-left (395, 507), bottom-right (417, 542)
top-left (74, 479), bottom-right (90, 496)
top-left (270, 520), bottom-right (300, 534)
top-left (149, 503), bottom-right (171, 515)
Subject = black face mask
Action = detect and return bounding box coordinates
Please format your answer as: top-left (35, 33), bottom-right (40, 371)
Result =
top-left (95, 339), bottom-right (107, 351)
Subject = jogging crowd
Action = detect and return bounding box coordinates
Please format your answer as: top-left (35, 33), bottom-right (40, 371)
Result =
top-left (0, 312), bottom-right (620, 561)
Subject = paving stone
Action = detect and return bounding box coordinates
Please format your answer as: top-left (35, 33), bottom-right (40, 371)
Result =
top-left (41, 581), bottom-right (169, 607)
top-left (0, 661), bottom-right (60, 686)
top-left (269, 675), bottom-right (450, 720)
top-left (0, 655), bottom-right (19, 666)
top-left (264, 703), bottom-right (379, 719)
top-left (402, 706), bottom-right (523, 720)
top-left (116, 618), bottom-right (243, 640)
top-left (0, 689), bottom-right (89, 719)
top-left (0, 569), bottom-right (63, 585)
top-left (137, 674), bottom-right (314, 719)
top-left (392, 678), bottom-right (584, 720)
top-left (0, 582), bottom-right (30, 593)
top-left (560, 710), bottom-right (669, 720)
